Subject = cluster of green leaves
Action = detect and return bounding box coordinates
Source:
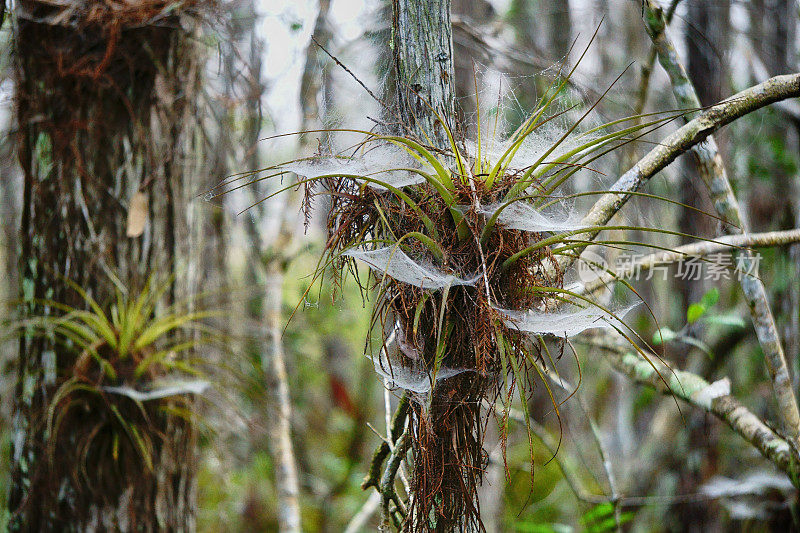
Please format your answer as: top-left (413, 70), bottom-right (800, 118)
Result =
top-left (7, 276), bottom-right (222, 474)
top-left (25, 277), bottom-right (219, 380)
top-left (213, 39), bottom-right (697, 274)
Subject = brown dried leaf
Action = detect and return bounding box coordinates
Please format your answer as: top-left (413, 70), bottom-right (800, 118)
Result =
top-left (126, 192), bottom-right (148, 238)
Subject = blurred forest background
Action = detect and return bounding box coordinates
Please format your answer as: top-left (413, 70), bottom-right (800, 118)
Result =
top-left (1, 0), bottom-right (799, 531)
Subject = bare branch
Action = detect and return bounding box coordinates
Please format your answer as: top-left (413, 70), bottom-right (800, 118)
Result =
top-left (579, 73), bottom-right (800, 233)
top-left (362, 393), bottom-right (409, 491)
top-left (589, 334), bottom-right (798, 476)
top-left (632, 0), bottom-right (681, 117)
top-left (263, 263), bottom-right (302, 533)
top-left (578, 228), bottom-right (800, 295)
top-left (380, 431), bottom-right (410, 525)
top-left (638, 0), bottom-right (800, 444)
top-left (344, 492), bottom-right (381, 533)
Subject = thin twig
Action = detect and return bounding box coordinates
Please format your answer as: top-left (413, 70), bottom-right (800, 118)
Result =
top-left (362, 393), bottom-right (409, 490)
top-left (380, 430), bottom-right (410, 525)
top-left (503, 402), bottom-right (780, 506)
top-left (578, 396), bottom-right (622, 532)
top-left (344, 491), bottom-right (381, 533)
top-left (499, 403), bottom-right (596, 503)
top-left (310, 35), bottom-right (393, 118)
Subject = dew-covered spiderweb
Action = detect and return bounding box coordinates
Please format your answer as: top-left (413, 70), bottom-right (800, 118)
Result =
top-left (343, 247), bottom-right (481, 290)
top-left (494, 304), bottom-right (637, 337)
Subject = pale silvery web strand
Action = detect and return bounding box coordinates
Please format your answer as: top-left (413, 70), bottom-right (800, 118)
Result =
top-left (495, 304), bottom-right (637, 337)
top-left (466, 117), bottom-right (599, 174)
top-left (103, 380), bottom-right (210, 401)
top-left (480, 201), bottom-right (586, 233)
top-left (371, 349), bottom-right (472, 395)
top-left (279, 144), bottom-right (426, 190)
top-left (344, 247), bottom-right (481, 290)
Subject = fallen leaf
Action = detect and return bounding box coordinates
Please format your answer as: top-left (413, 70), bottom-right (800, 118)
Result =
top-left (126, 191), bottom-right (148, 237)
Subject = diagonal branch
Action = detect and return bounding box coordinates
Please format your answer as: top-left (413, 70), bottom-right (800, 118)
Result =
top-left (578, 73), bottom-right (800, 233)
top-left (571, 72), bottom-right (800, 443)
top-left (499, 404), bottom-right (610, 505)
top-left (588, 333), bottom-right (798, 476)
top-left (639, 0), bottom-right (800, 445)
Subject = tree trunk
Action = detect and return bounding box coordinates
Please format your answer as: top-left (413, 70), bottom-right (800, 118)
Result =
top-left (451, 0), bottom-right (495, 124)
top-left (8, 4), bottom-right (205, 530)
top-left (680, 0), bottom-right (730, 306)
top-left (549, 0), bottom-right (571, 61)
top-left (393, 0), bottom-right (456, 149)
top-left (748, 0), bottom-right (800, 394)
top-left (0, 76), bottom-right (21, 427)
top-left (240, 2), bottom-right (333, 530)
top-left (259, 1), bottom-right (334, 527)
top-left (393, 3), bottom-right (488, 531)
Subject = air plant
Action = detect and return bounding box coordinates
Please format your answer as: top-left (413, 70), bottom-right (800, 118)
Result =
top-left (212, 62), bottom-right (724, 531)
top-left (8, 276), bottom-right (219, 518)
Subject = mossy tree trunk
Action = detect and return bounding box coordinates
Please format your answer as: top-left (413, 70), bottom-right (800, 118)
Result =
top-left (8, 4), bottom-right (205, 530)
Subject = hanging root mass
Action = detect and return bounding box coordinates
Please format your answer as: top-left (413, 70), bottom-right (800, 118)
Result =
top-left (319, 166), bottom-right (570, 530)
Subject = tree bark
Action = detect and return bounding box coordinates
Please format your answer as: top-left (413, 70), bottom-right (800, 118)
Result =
top-left (393, 0), bottom-right (456, 149)
top-left (8, 4), bottom-right (205, 530)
